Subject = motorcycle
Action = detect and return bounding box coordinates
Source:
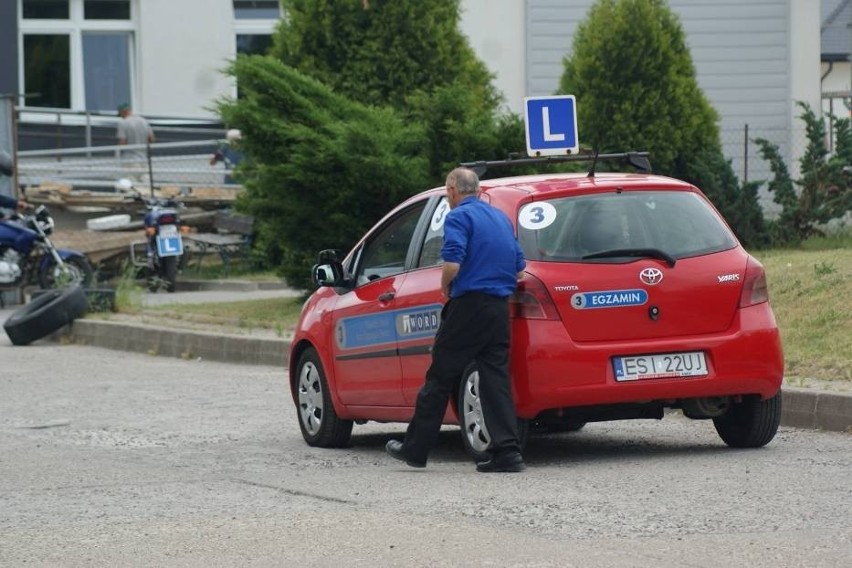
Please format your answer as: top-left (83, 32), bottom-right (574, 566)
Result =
top-left (1, 150), bottom-right (89, 346)
top-left (131, 189), bottom-right (187, 293)
top-left (0, 205), bottom-right (94, 293)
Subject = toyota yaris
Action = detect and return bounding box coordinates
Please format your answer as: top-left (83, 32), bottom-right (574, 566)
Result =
top-left (289, 153), bottom-right (784, 457)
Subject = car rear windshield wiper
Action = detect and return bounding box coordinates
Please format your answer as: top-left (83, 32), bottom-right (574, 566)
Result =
top-left (581, 248), bottom-right (677, 267)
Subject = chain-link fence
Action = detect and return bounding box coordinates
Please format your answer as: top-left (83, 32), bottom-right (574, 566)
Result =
top-left (720, 123), bottom-right (818, 217)
top-left (16, 139), bottom-right (240, 191)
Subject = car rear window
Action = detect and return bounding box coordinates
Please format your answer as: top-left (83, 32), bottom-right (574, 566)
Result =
top-left (517, 190), bottom-right (737, 262)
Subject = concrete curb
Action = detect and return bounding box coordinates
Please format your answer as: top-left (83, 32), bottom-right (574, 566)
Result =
top-left (57, 318), bottom-right (290, 368)
top-left (52, 318), bottom-right (851, 434)
top-left (780, 387), bottom-right (852, 433)
top-left (175, 279), bottom-right (290, 292)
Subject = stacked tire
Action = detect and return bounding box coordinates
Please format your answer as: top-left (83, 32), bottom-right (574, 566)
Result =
top-left (3, 285), bottom-right (89, 346)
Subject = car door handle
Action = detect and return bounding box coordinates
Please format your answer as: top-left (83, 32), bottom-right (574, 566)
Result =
top-left (378, 291), bottom-right (395, 302)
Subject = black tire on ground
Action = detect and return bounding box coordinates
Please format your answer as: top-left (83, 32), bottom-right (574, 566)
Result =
top-left (3, 285), bottom-right (88, 346)
top-left (161, 255), bottom-right (178, 293)
top-left (294, 348), bottom-right (353, 448)
top-left (457, 362), bottom-right (529, 461)
top-left (713, 391), bottom-right (782, 448)
top-left (38, 255), bottom-right (94, 289)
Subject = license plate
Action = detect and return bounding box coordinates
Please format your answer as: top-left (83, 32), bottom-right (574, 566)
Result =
top-left (156, 234), bottom-right (183, 257)
top-left (159, 224), bottom-right (178, 237)
top-left (613, 351), bottom-right (707, 382)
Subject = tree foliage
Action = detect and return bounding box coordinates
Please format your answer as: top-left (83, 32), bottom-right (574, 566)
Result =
top-left (272, 0), bottom-right (498, 113)
top-left (754, 102), bottom-right (852, 243)
top-left (217, 56), bottom-right (430, 290)
top-left (218, 1), bottom-right (513, 287)
top-left (558, 0), bottom-right (766, 246)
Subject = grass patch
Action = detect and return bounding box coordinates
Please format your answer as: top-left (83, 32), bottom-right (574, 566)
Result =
top-left (756, 233), bottom-right (851, 384)
top-left (114, 263), bottom-right (144, 313)
top-left (146, 296), bottom-right (303, 335)
top-left (108, 236), bottom-right (850, 384)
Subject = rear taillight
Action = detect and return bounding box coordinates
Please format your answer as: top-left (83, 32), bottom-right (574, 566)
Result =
top-left (739, 256), bottom-right (769, 307)
top-left (159, 214), bottom-right (177, 225)
top-left (509, 273), bottom-right (560, 320)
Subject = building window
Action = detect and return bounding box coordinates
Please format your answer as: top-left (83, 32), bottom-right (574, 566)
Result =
top-left (83, 32), bottom-right (131, 111)
top-left (84, 0), bottom-right (130, 20)
top-left (22, 0), bottom-right (70, 19)
top-left (19, 0), bottom-right (134, 111)
top-left (236, 34), bottom-right (273, 56)
top-left (233, 1), bottom-right (281, 20)
top-left (23, 34), bottom-right (71, 108)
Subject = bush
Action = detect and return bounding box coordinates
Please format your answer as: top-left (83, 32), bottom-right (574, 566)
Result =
top-left (218, 57), bottom-right (430, 290)
top-left (558, 0), bottom-right (767, 246)
top-left (754, 102), bottom-right (852, 244)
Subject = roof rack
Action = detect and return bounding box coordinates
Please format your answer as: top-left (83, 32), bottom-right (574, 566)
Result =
top-left (460, 151), bottom-right (651, 177)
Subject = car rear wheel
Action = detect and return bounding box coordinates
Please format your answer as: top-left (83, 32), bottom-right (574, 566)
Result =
top-left (713, 391), bottom-right (782, 448)
top-left (294, 348), bottom-right (353, 448)
top-left (458, 363), bottom-right (528, 461)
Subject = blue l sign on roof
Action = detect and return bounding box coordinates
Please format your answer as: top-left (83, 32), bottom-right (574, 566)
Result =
top-left (524, 95), bottom-right (579, 156)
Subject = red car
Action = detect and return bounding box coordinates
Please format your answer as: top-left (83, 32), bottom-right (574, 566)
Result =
top-left (289, 153), bottom-right (784, 457)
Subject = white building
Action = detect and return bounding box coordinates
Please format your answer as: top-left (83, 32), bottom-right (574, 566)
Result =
top-left (821, 0), bottom-right (851, 128)
top-left (0, 0), bottom-right (826, 187)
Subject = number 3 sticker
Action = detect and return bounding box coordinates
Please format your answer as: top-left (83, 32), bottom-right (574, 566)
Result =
top-left (519, 202), bottom-right (557, 230)
top-left (430, 199), bottom-right (449, 231)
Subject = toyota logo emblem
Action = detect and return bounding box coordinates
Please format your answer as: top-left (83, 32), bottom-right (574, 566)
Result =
top-left (639, 267), bottom-right (663, 285)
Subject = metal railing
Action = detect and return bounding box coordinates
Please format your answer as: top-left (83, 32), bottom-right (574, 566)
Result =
top-left (17, 139), bottom-right (242, 190)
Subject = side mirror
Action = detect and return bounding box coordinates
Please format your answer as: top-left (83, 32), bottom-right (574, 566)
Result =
top-left (312, 249), bottom-right (344, 287)
top-left (0, 151), bottom-right (14, 177)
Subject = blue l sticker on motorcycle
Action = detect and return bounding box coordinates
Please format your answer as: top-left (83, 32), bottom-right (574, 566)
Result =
top-left (156, 236), bottom-right (183, 257)
top-left (570, 289), bottom-right (648, 310)
top-left (336, 304), bottom-right (443, 350)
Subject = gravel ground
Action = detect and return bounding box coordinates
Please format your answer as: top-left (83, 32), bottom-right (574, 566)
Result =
top-left (1, 343), bottom-right (850, 567)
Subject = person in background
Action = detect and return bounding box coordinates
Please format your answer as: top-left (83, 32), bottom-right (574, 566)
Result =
top-left (385, 166), bottom-right (527, 473)
top-left (116, 103), bottom-right (154, 185)
top-left (209, 129), bottom-right (245, 185)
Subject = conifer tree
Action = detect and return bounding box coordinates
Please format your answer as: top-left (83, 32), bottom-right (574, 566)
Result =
top-left (559, 0), bottom-right (766, 245)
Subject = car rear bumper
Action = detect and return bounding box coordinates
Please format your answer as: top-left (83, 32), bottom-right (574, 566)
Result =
top-left (509, 303), bottom-right (784, 418)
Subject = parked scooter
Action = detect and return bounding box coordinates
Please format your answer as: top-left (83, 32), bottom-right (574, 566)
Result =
top-left (0, 155), bottom-right (93, 296)
top-left (121, 180), bottom-right (187, 292)
top-left (1, 150), bottom-right (89, 345)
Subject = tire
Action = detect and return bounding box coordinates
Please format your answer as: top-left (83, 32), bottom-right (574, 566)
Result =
top-left (294, 348), bottom-right (353, 448)
top-left (457, 363), bottom-right (528, 461)
top-left (713, 391), bottom-right (782, 448)
top-left (38, 255), bottom-right (94, 289)
top-left (161, 256), bottom-right (178, 293)
top-left (4, 284), bottom-right (88, 346)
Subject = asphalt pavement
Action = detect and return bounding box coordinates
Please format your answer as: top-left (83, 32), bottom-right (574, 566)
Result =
top-left (1, 279), bottom-right (849, 434)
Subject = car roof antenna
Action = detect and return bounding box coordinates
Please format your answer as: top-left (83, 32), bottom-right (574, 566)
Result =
top-left (586, 149), bottom-right (600, 178)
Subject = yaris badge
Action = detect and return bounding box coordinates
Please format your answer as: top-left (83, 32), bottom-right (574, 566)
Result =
top-left (639, 267), bottom-right (663, 286)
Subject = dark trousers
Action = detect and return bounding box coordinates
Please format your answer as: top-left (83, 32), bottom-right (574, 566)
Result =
top-left (402, 292), bottom-right (520, 464)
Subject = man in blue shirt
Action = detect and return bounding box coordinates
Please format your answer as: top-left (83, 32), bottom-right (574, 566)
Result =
top-left (386, 167), bottom-right (527, 473)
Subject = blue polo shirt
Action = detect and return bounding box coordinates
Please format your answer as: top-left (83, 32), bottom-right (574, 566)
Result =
top-left (441, 196), bottom-right (526, 298)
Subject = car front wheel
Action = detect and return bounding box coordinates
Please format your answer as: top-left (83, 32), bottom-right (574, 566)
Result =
top-left (713, 391), bottom-right (782, 448)
top-left (294, 348), bottom-right (353, 448)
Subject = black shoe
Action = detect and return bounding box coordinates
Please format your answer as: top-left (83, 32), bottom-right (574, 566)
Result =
top-left (476, 452), bottom-right (526, 473)
top-left (385, 440), bottom-right (426, 468)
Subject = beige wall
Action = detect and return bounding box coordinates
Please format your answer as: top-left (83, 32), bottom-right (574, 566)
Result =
top-left (137, 0), bottom-right (235, 118)
top-left (460, 0), bottom-right (527, 115)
